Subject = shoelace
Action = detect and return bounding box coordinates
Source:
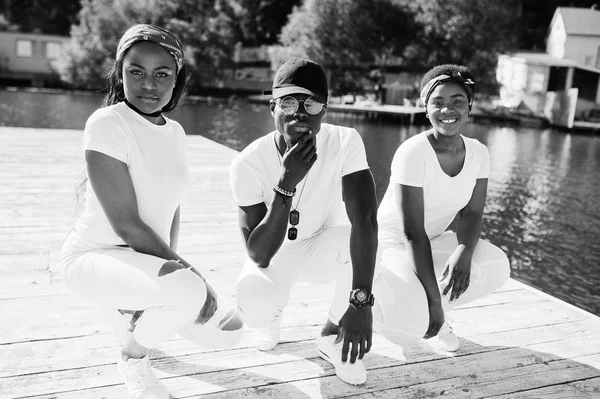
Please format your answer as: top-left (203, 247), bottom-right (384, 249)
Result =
top-left (439, 322), bottom-right (454, 335)
top-left (262, 313), bottom-right (282, 334)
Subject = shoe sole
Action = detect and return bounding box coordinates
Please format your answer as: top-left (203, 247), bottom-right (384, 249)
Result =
top-left (254, 342), bottom-right (278, 351)
top-left (317, 349), bottom-right (366, 385)
top-left (426, 337), bottom-right (460, 352)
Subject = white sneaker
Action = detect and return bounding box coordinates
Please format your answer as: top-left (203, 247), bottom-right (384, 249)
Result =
top-left (316, 335), bottom-right (367, 385)
top-left (117, 356), bottom-right (170, 399)
top-left (428, 322), bottom-right (460, 352)
top-left (252, 309), bottom-right (283, 351)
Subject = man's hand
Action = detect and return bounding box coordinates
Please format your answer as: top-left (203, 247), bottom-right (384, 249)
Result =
top-left (440, 245), bottom-right (472, 302)
top-left (423, 299), bottom-right (445, 339)
top-left (279, 132), bottom-right (317, 189)
top-left (337, 305), bottom-right (373, 363)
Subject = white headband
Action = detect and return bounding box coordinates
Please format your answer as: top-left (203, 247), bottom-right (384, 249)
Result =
top-left (420, 75), bottom-right (451, 105)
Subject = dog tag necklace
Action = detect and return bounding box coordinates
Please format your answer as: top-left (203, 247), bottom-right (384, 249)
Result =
top-left (274, 135), bottom-right (309, 240)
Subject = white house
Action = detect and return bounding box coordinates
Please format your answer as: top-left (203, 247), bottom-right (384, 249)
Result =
top-left (546, 6), bottom-right (600, 68)
top-left (497, 7), bottom-right (600, 126)
top-left (0, 31), bottom-right (70, 86)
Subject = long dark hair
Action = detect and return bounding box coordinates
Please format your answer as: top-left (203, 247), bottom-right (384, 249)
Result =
top-left (75, 44), bottom-right (190, 205)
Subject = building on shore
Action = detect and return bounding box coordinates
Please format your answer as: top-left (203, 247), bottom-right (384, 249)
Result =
top-left (225, 44), bottom-right (424, 106)
top-left (0, 31), bottom-right (70, 87)
top-left (496, 7), bottom-right (600, 128)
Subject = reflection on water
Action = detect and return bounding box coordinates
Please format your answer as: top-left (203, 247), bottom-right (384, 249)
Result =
top-left (2, 89), bottom-right (600, 316)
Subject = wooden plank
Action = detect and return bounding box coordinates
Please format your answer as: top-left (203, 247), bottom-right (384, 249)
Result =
top-left (343, 354), bottom-right (600, 399)
top-left (492, 376), bottom-right (600, 398)
top-left (14, 338), bottom-right (600, 399)
top-left (0, 284), bottom-right (588, 346)
top-left (0, 288), bottom-right (592, 382)
top-left (3, 316), bottom-right (597, 382)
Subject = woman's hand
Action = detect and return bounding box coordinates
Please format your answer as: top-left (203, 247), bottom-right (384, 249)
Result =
top-left (424, 299), bottom-right (445, 339)
top-left (186, 265), bottom-right (218, 324)
top-left (440, 245), bottom-right (473, 302)
top-left (195, 281), bottom-right (218, 324)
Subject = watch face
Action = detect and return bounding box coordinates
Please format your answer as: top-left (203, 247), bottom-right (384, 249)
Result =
top-left (356, 291), bottom-right (367, 302)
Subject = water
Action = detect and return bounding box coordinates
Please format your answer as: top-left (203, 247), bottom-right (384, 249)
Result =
top-left (2, 89), bottom-right (600, 316)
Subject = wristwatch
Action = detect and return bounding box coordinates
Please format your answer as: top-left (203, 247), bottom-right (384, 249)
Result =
top-left (349, 288), bottom-right (375, 307)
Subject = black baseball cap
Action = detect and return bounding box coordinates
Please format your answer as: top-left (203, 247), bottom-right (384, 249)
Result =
top-left (264, 58), bottom-right (328, 102)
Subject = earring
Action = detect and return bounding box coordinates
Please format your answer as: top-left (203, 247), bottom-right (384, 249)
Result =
top-left (425, 113), bottom-right (429, 119)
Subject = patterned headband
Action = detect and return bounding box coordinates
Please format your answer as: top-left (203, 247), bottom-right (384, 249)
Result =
top-left (420, 72), bottom-right (475, 107)
top-left (116, 24), bottom-right (184, 73)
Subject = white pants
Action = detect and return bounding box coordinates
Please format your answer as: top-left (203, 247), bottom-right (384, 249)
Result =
top-left (236, 225), bottom-right (353, 328)
top-left (60, 231), bottom-right (243, 350)
top-left (372, 231), bottom-right (511, 346)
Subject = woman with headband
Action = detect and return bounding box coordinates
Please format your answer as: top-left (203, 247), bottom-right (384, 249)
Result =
top-left (60, 24), bottom-right (243, 399)
top-left (373, 64), bottom-right (510, 352)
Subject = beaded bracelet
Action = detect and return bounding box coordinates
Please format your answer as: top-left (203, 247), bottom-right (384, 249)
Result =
top-left (273, 185), bottom-right (296, 197)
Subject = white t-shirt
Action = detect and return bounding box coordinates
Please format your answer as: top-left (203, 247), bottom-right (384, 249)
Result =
top-left (74, 102), bottom-right (190, 245)
top-left (378, 132), bottom-right (490, 243)
top-left (229, 123), bottom-right (369, 242)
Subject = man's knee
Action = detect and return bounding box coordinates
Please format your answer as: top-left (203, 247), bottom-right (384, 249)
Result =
top-left (236, 273), bottom-right (284, 327)
top-left (237, 279), bottom-right (282, 327)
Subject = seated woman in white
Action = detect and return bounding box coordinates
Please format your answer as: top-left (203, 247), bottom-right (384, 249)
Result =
top-left (374, 64), bottom-right (510, 352)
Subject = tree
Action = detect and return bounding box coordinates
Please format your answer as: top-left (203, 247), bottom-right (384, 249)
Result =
top-left (0, 14), bottom-right (19, 32)
top-left (271, 0), bottom-right (415, 97)
top-left (53, 0), bottom-right (238, 90)
top-left (228, 0), bottom-right (302, 46)
top-left (0, 0), bottom-right (80, 35)
top-left (400, 0), bottom-right (520, 92)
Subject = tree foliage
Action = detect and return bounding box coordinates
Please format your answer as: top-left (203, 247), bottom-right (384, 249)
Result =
top-left (54, 0), bottom-right (238, 90)
top-left (228, 0), bottom-right (302, 46)
top-left (271, 0), bottom-right (415, 96)
top-left (0, 14), bottom-right (19, 32)
top-left (0, 0), bottom-right (81, 35)
top-left (400, 0), bottom-right (520, 91)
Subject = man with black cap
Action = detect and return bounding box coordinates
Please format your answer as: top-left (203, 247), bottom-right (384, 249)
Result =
top-left (229, 58), bottom-right (378, 385)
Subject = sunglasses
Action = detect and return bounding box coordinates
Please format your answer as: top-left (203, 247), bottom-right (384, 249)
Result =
top-left (276, 96), bottom-right (325, 116)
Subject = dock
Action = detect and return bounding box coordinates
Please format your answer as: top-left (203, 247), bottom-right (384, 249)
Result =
top-left (2, 126), bottom-right (600, 398)
top-left (246, 95), bottom-right (427, 124)
top-left (325, 104), bottom-right (426, 124)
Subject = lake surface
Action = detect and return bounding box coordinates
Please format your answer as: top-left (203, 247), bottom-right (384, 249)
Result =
top-left (2, 89), bottom-right (600, 316)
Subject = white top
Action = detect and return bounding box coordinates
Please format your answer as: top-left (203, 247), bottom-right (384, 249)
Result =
top-left (378, 132), bottom-right (490, 243)
top-left (74, 102), bottom-right (190, 245)
top-left (229, 123), bottom-right (369, 242)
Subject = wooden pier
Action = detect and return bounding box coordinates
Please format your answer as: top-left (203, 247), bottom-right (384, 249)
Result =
top-left (2, 126), bottom-right (600, 398)
top-left (246, 95), bottom-right (427, 124)
top-left (325, 103), bottom-right (426, 124)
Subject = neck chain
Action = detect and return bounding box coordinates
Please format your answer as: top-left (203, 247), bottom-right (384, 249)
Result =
top-left (124, 98), bottom-right (164, 118)
top-left (274, 134), bottom-right (309, 240)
